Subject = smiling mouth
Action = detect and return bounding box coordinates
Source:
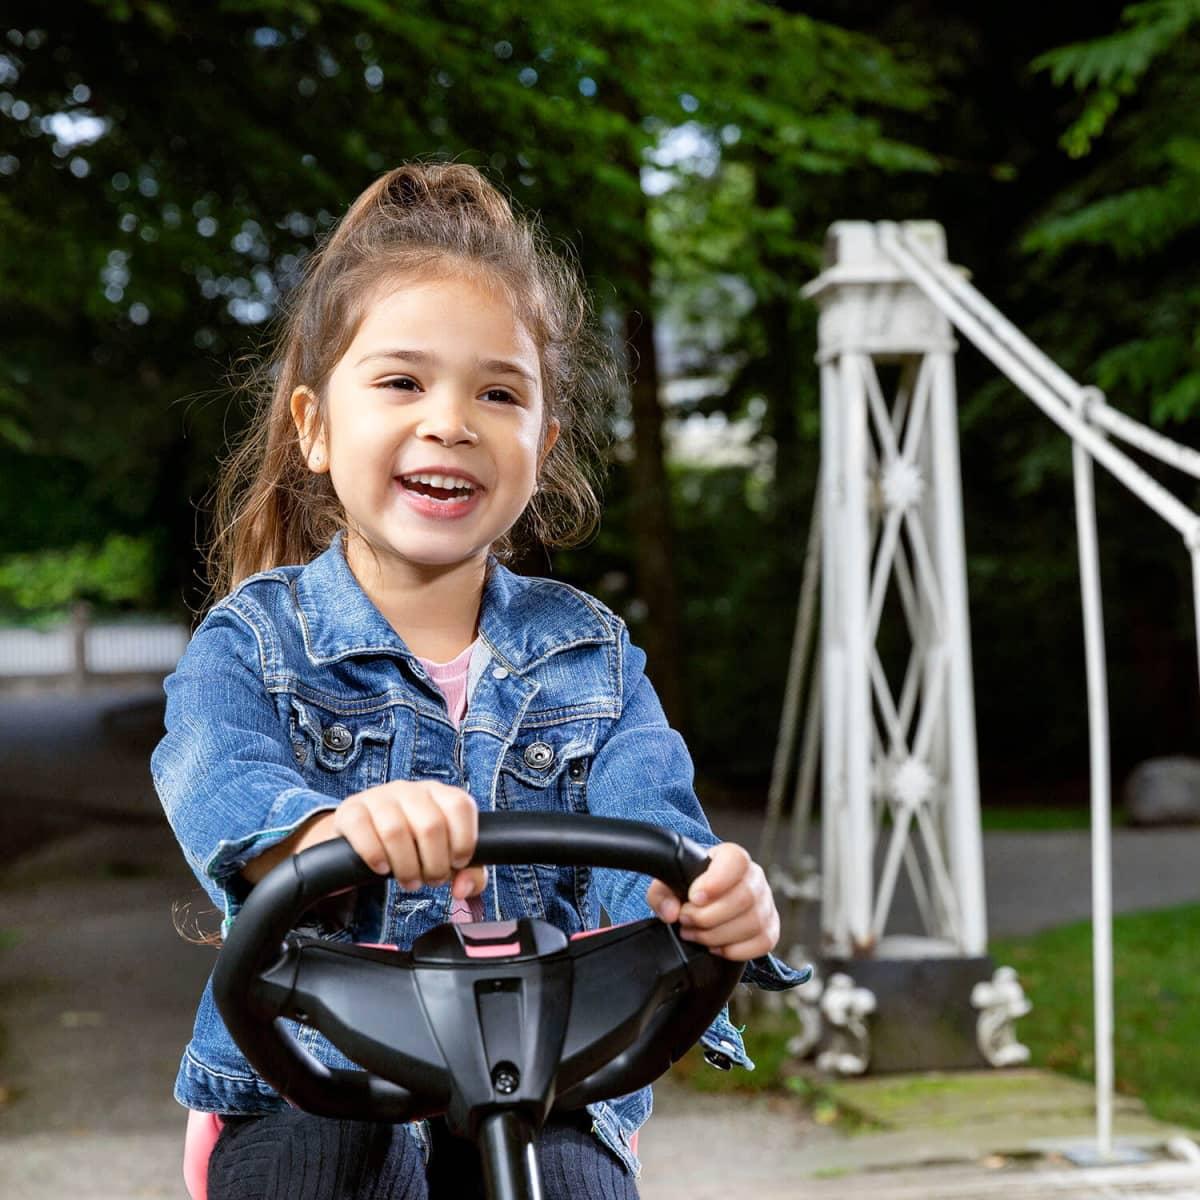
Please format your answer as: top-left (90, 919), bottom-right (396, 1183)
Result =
top-left (397, 473), bottom-right (480, 503)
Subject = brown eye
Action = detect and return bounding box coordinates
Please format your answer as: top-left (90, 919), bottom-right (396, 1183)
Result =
top-left (484, 388), bottom-right (517, 404)
top-left (382, 377), bottom-right (420, 391)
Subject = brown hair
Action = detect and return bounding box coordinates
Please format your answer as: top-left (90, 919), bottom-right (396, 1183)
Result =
top-left (206, 162), bottom-right (618, 601)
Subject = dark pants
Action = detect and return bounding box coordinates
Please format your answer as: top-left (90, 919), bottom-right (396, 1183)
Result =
top-left (207, 1110), bottom-right (640, 1200)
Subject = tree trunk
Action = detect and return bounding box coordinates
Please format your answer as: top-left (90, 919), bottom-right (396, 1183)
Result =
top-left (624, 290), bottom-right (688, 736)
top-left (602, 74), bottom-right (689, 736)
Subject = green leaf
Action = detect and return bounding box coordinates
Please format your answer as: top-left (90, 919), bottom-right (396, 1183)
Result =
top-left (1152, 370), bottom-right (1200, 424)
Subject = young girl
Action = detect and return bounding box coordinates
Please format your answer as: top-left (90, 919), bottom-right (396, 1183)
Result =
top-left (153, 162), bottom-right (805, 1200)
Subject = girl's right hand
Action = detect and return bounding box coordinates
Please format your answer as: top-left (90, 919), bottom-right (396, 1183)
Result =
top-left (242, 780), bottom-right (486, 899)
top-left (333, 780), bottom-right (486, 898)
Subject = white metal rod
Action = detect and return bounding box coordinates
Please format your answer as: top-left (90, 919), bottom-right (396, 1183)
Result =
top-left (914, 801), bottom-right (964, 945)
top-left (872, 805), bottom-right (915, 938)
top-left (897, 637), bottom-right (925, 746)
top-left (900, 355), bottom-right (934, 463)
top-left (902, 509), bottom-right (947, 637)
top-left (891, 528), bottom-right (924, 652)
top-left (1073, 441), bottom-right (1115, 1160)
top-left (912, 645), bottom-right (949, 764)
top-left (867, 511), bottom-right (904, 641)
top-left (1091, 401), bottom-right (1200, 480)
top-left (927, 350), bottom-right (988, 955)
top-left (903, 839), bottom-right (937, 935)
top-left (788, 679), bottom-right (823, 867)
top-left (869, 650), bottom-right (905, 753)
top-left (1193, 550), bottom-right (1200, 699)
top-left (887, 223), bottom-right (1082, 403)
top-left (879, 227), bottom-right (1200, 542)
top-left (890, 356), bottom-right (920, 442)
top-left (760, 480), bottom-right (823, 868)
top-left (889, 226), bottom-right (1200, 485)
top-left (841, 353), bottom-right (877, 951)
top-left (819, 361), bottom-right (848, 952)
top-left (863, 354), bottom-right (902, 461)
top-left (824, 653), bottom-right (848, 951)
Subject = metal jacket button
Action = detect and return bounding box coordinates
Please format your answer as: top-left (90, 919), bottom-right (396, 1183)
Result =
top-left (523, 741), bottom-right (555, 770)
top-left (703, 1048), bottom-right (734, 1071)
top-left (322, 724), bottom-right (353, 753)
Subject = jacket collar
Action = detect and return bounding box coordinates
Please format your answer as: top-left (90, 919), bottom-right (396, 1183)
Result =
top-left (292, 534), bottom-right (615, 673)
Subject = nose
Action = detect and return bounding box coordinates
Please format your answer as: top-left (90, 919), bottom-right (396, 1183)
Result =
top-left (415, 388), bottom-right (479, 447)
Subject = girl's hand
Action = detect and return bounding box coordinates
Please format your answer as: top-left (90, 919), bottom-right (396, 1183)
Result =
top-left (645, 842), bottom-right (779, 962)
top-left (334, 780), bottom-right (487, 899)
top-left (243, 780), bottom-right (486, 898)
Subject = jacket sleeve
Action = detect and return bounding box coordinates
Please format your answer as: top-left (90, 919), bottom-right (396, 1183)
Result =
top-left (150, 601), bottom-right (337, 926)
top-left (584, 623), bottom-right (808, 992)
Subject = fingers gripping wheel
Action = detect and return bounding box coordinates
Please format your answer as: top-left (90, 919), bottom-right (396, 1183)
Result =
top-left (212, 813), bottom-right (744, 1143)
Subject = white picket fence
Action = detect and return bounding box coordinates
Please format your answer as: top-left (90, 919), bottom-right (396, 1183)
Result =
top-left (0, 617), bottom-right (188, 680)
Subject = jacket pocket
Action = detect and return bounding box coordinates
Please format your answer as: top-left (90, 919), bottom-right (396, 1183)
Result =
top-left (495, 725), bottom-right (598, 921)
top-left (288, 697), bottom-right (395, 797)
top-left (496, 731), bottom-right (593, 814)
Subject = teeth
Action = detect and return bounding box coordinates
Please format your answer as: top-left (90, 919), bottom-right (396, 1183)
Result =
top-left (403, 472), bottom-right (475, 491)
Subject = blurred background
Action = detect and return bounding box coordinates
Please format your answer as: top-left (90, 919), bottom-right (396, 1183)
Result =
top-left (2, 0), bottom-right (1198, 801)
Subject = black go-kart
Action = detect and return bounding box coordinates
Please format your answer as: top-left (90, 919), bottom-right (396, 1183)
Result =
top-left (211, 812), bottom-right (748, 1200)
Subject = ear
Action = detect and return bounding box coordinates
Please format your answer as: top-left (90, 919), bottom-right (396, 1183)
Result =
top-left (290, 386), bottom-right (329, 474)
top-left (538, 418), bottom-right (561, 471)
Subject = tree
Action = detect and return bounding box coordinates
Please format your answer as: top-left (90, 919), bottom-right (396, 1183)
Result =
top-left (1026, 0), bottom-right (1200, 425)
top-left (1, 1), bottom-right (934, 744)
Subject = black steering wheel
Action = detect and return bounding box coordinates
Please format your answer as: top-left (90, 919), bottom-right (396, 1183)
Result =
top-left (212, 812), bottom-right (745, 1200)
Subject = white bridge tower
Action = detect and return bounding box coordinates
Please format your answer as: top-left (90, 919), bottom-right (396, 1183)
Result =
top-left (765, 217), bottom-right (1200, 1159)
top-left (807, 222), bottom-right (987, 962)
top-left (760, 223), bottom-right (1024, 1079)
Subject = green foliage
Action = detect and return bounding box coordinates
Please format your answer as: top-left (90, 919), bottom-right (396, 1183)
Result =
top-left (1024, 174), bottom-right (1198, 260)
top-left (0, 534), bottom-right (155, 614)
top-left (670, 457), bottom-right (817, 776)
top-left (0, 0), bottom-right (937, 609)
top-left (8, 0), bottom-right (1194, 791)
top-left (1032, 1), bottom-right (1200, 156)
top-left (1026, 2), bottom-right (1200, 426)
top-left (993, 903), bottom-right (1200, 1129)
top-left (0, 0), bottom-right (941, 795)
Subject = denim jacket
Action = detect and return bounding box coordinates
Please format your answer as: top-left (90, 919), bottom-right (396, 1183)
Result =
top-left (152, 534), bottom-right (807, 1175)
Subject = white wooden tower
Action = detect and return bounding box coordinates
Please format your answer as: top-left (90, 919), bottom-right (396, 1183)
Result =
top-left (805, 221), bottom-right (987, 960)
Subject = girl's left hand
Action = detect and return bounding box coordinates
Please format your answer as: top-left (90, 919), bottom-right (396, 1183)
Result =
top-left (646, 842), bottom-right (780, 962)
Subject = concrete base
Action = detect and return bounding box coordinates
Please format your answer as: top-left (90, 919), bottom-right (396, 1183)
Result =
top-left (821, 953), bottom-right (996, 1072)
top-left (1058, 1140), bottom-right (1154, 1166)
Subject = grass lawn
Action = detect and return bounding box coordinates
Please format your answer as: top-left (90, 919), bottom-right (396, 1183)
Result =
top-left (674, 903), bottom-right (1200, 1137)
top-left (992, 903), bottom-right (1200, 1130)
top-left (979, 806), bottom-right (1126, 831)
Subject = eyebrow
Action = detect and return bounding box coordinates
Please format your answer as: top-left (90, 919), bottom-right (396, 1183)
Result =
top-left (355, 348), bottom-right (538, 387)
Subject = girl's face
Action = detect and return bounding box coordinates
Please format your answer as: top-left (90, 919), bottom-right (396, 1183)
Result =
top-left (294, 272), bottom-right (558, 583)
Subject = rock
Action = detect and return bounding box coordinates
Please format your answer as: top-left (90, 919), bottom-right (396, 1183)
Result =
top-left (1124, 756), bottom-right (1200, 826)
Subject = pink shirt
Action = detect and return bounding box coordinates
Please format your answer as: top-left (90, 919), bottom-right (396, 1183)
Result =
top-left (415, 640), bottom-right (481, 923)
top-left (416, 640), bottom-right (474, 730)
